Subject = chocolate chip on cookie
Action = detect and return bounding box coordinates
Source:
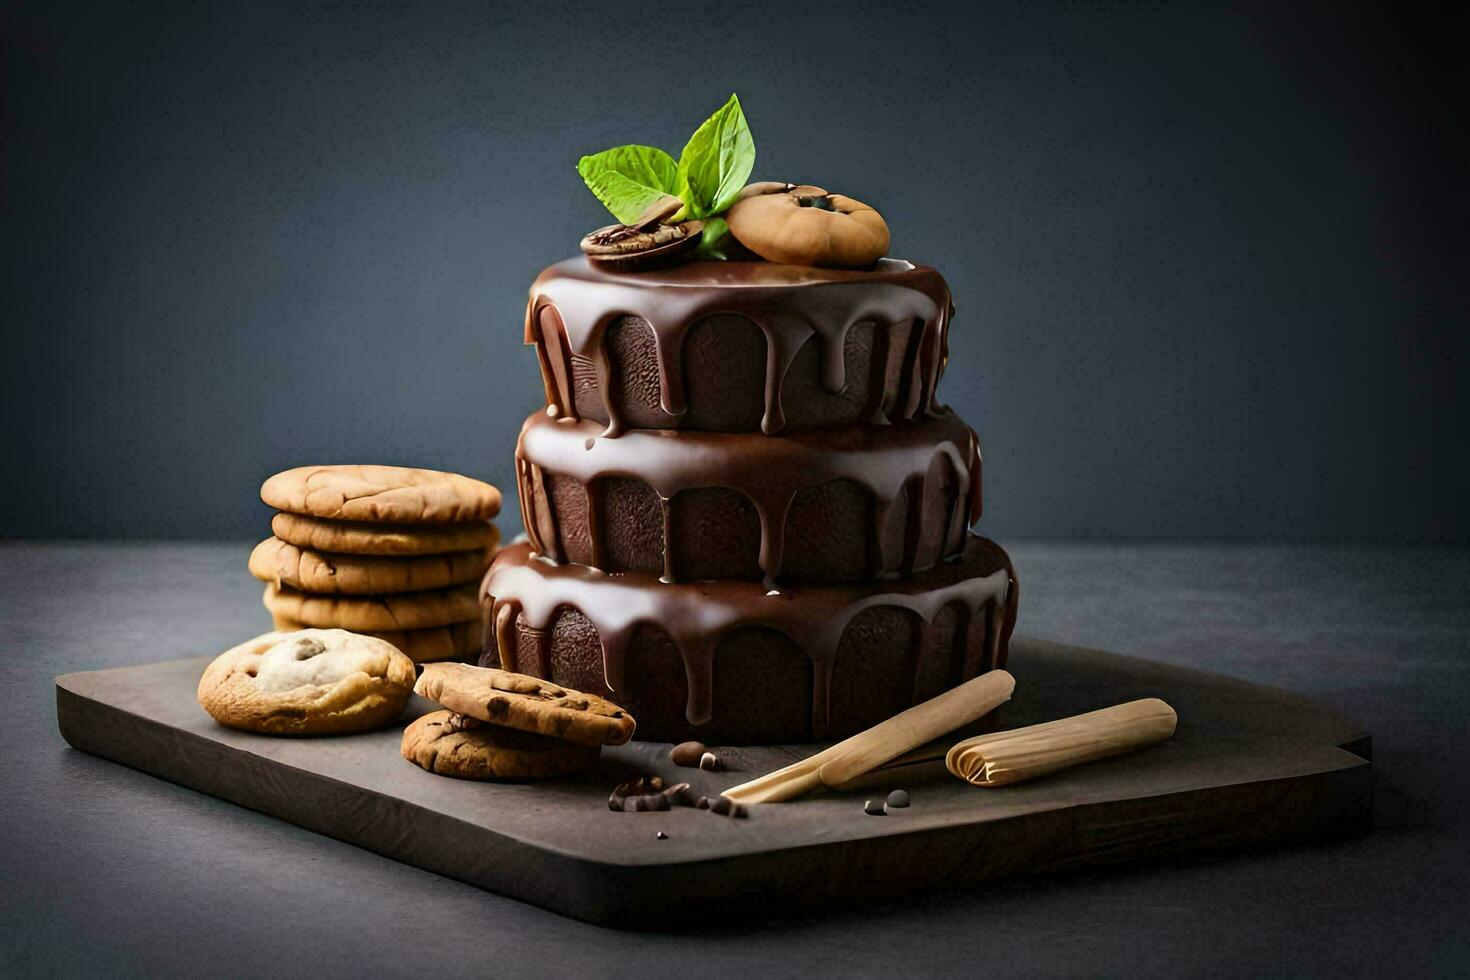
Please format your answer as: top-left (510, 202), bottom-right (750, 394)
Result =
top-left (401, 710), bottom-right (600, 780)
top-left (415, 662), bottom-right (636, 747)
top-left (262, 465), bottom-right (501, 524)
top-left (197, 629), bottom-right (416, 735)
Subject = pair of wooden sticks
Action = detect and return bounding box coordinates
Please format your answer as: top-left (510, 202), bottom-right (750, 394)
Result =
top-left (722, 671), bottom-right (1176, 804)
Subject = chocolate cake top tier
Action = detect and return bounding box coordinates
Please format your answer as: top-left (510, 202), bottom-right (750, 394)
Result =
top-left (482, 537), bottom-right (1017, 736)
top-left (526, 257), bottom-right (954, 437)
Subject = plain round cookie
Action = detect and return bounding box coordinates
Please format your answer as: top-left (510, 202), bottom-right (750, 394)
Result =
top-left (249, 537), bottom-right (492, 595)
top-left (415, 662), bottom-right (635, 747)
top-left (262, 582), bottom-right (480, 631)
top-left (272, 615), bottom-right (481, 663)
top-left (401, 710), bottom-right (600, 780)
top-left (271, 513), bottom-right (500, 557)
top-left (262, 465), bottom-right (501, 524)
top-left (197, 629), bottom-right (416, 735)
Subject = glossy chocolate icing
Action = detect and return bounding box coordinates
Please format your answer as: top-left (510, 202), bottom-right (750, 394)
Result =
top-left (516, 409), bottom-right (982, 585)
top-left (525, 257), bottom-right (954, 436)
top-left (480, 538), bottom-right (1017, 739)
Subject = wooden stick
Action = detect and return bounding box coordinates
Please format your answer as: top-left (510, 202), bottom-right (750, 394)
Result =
top-left (723, 670), bottom-right (1014, 804)
top-left (945, 698), bottom-right (1176, 787)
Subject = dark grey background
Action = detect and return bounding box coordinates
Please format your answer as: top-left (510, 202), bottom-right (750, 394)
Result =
top-left (4, 0), bottom-right (1466, 540)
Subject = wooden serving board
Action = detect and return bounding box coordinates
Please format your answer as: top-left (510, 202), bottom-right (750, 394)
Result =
top-left (55, 637), bottom-right (1371, 929)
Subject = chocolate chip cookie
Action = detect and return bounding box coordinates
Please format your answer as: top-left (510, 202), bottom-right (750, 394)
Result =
top-left (401, 710), bottom-right (600, 780)
top-left (197, 629), bottom-right (416, 735)
top-left (415, 662), bottom-right (635, 746)
top-left (249, 536), bottom-right (492, 595)
top-left (270, 512), bottom-right (500, 557)
top-left (262, 464), bottom-right (501, 524)
top-left (262, 582), bottom-right (480, 632)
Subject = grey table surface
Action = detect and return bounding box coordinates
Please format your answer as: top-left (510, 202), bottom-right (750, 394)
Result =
top-left (3, 541), bottom-right (1467, 977)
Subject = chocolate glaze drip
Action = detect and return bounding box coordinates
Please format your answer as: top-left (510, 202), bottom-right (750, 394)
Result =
top-left (481, 538), bottom-right (1017, 731)
top-left (516, 409), bottom-right (982, 585)
top-left (525, 257), bottom-right (955, 437)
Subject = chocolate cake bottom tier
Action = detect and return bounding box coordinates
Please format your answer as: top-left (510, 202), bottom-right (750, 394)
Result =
top-left (518, 408), bottom-right (981, 585)
top-left (479, 537), bottom-right (1018, 744)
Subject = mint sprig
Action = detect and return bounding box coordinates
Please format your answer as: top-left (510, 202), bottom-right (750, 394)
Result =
top-left (577, 95), bottom-right (755, 242)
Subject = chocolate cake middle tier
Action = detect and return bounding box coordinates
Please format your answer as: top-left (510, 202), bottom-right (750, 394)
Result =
top-left (480, 537), bottom-right (1018, 743)
top-left (517, 409), bottom-right (982, 584)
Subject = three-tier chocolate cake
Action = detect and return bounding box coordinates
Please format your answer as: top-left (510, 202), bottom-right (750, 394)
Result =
top-left (479, 257), bottom-right (1019, 743)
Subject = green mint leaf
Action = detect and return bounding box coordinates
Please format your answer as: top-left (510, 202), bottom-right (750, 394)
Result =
top-left (577, 144), bottom-right (680, 225)
top-left (675, 94), bottom-right (755, 218)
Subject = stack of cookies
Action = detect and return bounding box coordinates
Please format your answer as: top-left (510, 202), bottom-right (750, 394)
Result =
top-left (250, 465), bottom-right (501, 663)
top-left (403, 662), bottom-right (635, 781)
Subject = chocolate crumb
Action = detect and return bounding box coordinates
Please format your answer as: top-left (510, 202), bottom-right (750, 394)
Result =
top-left (609, 776), bottom-right (671, 812)
top-left (662, 782), bottom-right (698, 807)
top-left (690, 795), bottom-right (750, 819)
